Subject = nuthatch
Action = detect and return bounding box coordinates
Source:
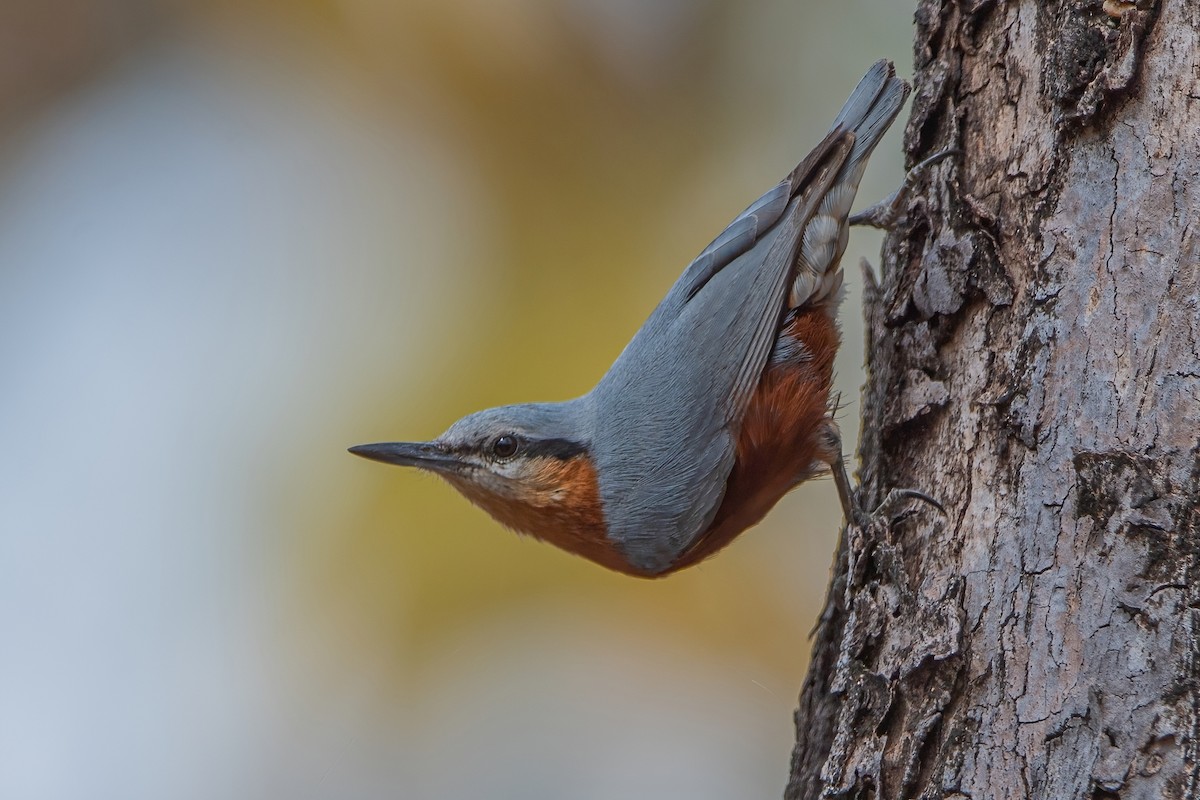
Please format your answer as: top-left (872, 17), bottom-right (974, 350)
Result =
top-left (352, 61), bottom-right (926, 577)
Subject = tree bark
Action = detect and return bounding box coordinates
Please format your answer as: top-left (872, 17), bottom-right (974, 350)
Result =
top-left (787, 2), bottom-right (1199, 798)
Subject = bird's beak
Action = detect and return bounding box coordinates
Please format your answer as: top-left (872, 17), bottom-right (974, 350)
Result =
top-left (348, 441), bottom-right (465, 473)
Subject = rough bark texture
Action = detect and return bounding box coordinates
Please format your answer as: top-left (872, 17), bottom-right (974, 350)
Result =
top-left (787, 2), bottom-right (1199, 798)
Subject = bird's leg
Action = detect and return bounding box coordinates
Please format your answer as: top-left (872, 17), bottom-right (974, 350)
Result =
top-left (819, 418), bottom-right (944, 530)
top-left (831, 450), bottom-right (870, 529)
top-left (818, 418), bottom-right (868, 529)
top-left (848, 148), bottom-right (960, 230)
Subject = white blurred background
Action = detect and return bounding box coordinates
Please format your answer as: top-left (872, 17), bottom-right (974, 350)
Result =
top-left (0, 2), bottom-right (913, 797)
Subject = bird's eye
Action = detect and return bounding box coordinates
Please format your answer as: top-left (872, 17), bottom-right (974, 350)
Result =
top-left (491, 435), bottom-right (520, 459)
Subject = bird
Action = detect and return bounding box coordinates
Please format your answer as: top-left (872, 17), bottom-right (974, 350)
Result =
top-left (352, 60), bottom-right (925, 578)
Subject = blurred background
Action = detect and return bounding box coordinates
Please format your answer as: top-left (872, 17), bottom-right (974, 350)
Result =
top-left (0, 1), bottom-right (913, 797)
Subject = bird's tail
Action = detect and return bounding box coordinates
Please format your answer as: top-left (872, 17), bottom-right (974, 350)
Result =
top-left (829, 60), bottom-right (910, 181)
top-left (791, 60), bottom-right (909, 311)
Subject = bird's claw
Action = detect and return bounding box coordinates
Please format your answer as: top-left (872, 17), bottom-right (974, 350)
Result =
top-left (843, 488), bottom-right (943, 532)
top-left (821, 421), bottom-right (943, 531)
top-left (848, 147), bottom-right (961, 230)
top-left (868, 487), bottom-right (945, 523)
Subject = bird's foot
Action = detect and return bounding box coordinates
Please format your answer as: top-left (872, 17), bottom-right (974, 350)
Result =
top-left (820, 419), bottom-right (944, 530)
top-left (843, 484), bottom-right (944, 532)
top-left (848, 148), bottom-right (960, 230)
top-left (864, 487), bottom-right (944, 528)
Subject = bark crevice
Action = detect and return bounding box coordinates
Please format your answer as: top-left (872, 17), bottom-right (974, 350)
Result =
top-left (786, 1), bottom-right (1198, 797)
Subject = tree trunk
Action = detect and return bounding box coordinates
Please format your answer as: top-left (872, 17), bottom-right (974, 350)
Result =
top-left (787, 2), bottom-right (1199, 798)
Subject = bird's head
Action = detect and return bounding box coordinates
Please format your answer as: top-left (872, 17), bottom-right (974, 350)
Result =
top-left (350, 401), bottom-right (608, 545)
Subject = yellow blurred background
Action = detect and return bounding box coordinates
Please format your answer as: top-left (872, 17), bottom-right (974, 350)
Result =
top-left (0, 1), bottom-right (913, 797)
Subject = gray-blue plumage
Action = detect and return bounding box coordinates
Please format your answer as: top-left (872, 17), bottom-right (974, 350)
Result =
top-left (392, 61), bottom-right (911, 576)
top-left (587, 60), bottom-right (910, 574)
top-left (440, 401), bottom-right (590, 445)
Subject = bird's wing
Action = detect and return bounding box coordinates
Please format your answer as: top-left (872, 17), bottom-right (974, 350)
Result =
top-left (590, 137), bottom-right (852, 575)
top-left (591, 61), bottom-right (907, 575)
top-left (672, 60), bottom-right (903, 308)
top-left (671, 138), bottom-right (837, 305)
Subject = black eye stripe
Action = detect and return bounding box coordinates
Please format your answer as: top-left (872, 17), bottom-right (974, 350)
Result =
top-left (522, 438), bottom-right (587, 460)
top-left (459, 436), bottom-right (587, 461)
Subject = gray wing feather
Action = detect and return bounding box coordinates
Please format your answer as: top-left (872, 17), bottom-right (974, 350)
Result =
top-left (590, 139), bottom-right (852, 574)
top-left (829, 60), bottom-right (908, 176)
top-left (590, 61), bottom-right (908, 574)
top-left (675, 177), bottom-right (791, 303)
